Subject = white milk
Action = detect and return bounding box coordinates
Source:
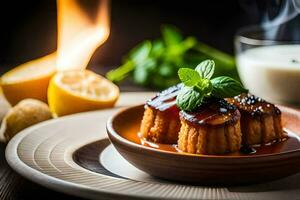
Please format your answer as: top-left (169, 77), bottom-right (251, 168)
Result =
top-left (237, 45), bottom-right (300, 104)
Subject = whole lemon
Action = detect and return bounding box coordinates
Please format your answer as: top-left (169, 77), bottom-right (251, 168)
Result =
top-left (0, 99), bottom-right (53, 142)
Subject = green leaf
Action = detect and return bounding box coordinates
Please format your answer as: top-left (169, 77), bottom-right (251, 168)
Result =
top-left (195, 60), bottom-right (215, 79)
top-left (161, 25), bottom-right (183, 46)
top-left (133, 58), bottom-right (156, 85)
top-left (151, 40), bottom-right (164, 58)
top-left (133, 65), bottom-right (148, 85)
top-left (108, 25), bottom-right (240, 89)
top-left (164, 37), bottom-right (197, 59)
top-left (158, 63), bottom-right (175, 77)
top-left (178, 68), bottom-right (201, 87)
top-left (211, 76), bottom-right (248, 98)
top-left (129, 41), bottom-right (152, 64)
top-left (176, 87), bottom-right (204, 112)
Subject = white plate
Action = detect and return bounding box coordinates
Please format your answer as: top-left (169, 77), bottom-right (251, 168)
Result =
top-left (5, 92), bottom-right (300, 200)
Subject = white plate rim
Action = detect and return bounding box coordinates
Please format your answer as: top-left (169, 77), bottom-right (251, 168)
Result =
top-left (5, 111), bottom-right (158, 200)
top-left (5, 92), bottom-right (169, 200)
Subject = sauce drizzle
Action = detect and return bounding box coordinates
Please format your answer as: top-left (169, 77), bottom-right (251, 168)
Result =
top-left (228, 93), bottom-right (281, 117)
top-left (180, 98), bottom-right (240, 126)
top-left (121, 122), bottom-right (298, 156)
top-left (146, 83), bottom-right (182, 112)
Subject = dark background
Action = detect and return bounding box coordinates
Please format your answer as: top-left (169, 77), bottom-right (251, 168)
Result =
top-left (0, 0), bottom-right (274, 75)
top-left (0, 1), bottom-right (292, 199)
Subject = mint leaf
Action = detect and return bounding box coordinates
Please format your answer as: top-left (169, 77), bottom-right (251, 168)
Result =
top-left (195, 60), bottom-right (215, 79)
top-left (129, 41), bottom-right (152, 64)
top-left (176, 87), bottom-right (204, 111)
top-left (178, 68), bottom-right (201, 87)
top-left (162, 25), bottom-right (183, 46)
top-left (133, 58), bottom-right (156, 85)
top-left (151, 40), bottom-right (164, 58)
top-left (211, 76), bottom-right (248, 98)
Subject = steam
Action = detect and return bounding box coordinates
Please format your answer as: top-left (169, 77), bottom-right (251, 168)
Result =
top-left (262, 0), bottom-right (300, 40)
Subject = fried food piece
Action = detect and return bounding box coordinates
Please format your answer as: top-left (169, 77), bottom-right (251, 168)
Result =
top-left (178, 99), bottom-right (242, 155)
top-left (140, 106), bottom-right (181, 143)
top-left (140, 84), bottom-right (182, 144)
top-left (228, 94), bottom-right (286, 145)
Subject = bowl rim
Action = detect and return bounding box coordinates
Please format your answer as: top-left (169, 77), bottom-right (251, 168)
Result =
top-left (235, 25), bottom-right (300, 46)
top-left (106, 104), bottom-right (300, 160)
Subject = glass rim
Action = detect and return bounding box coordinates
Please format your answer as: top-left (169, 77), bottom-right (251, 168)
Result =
top-left (235, 25), bottom-right (300, 46)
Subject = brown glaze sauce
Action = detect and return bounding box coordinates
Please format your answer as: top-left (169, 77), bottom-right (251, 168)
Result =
top-left (180, 98), bottom-right (240, 127)
top-left (127, 89), bottom-right (298, 155)
top-left (227, 93), bottom-right (281, 117)
top-left (121, 121), bottom-right (300, 156)
top-left (146, 84), bottom-right (182, 118)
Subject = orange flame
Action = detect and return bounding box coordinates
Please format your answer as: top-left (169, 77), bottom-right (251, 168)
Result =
top-left (56, 0), bottom-right (110, 71)
top-left (0, 0), bottom-right (110, 106)
top-left (9, 0), bottom-right (110, 72)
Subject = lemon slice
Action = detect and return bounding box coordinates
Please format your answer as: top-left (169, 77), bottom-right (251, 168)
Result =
top-left (48, 70), bottom-right (120, 116)
top-left (0, 53), bottom-right (56, 105)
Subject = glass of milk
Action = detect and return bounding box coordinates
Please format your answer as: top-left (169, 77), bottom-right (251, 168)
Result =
top-left (235, 26), bottom-right (300, 105)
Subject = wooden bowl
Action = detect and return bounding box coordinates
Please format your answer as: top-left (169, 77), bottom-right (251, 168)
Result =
top-left (107, 105), bottom-right (300, 185)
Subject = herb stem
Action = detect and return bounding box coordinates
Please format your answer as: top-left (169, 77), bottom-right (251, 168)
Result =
top-left (106, 61), bottom-right (135, 82)
top-left (194, 42), bottom-right (235, 68)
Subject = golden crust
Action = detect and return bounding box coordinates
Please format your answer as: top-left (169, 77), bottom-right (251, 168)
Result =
top-left (178, 119), bottom-right (242, 155)
top-left (140, 107), bottom-right (180, 144)
top-left (240, 113), bottom-right (286, 145)
top-left (227, 94), bottom-right (286, 145)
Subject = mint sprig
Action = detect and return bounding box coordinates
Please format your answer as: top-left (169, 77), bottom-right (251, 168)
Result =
top-left (176, 60), bottom-right (247, 111)
top-left (106, 25), bottom-right (238, 89)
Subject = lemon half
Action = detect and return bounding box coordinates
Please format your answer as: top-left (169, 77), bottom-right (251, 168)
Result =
top-left (0, 53), bottom-right (56, 106)
top-left (48, 70), bottom-right (120, 116)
